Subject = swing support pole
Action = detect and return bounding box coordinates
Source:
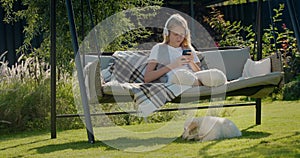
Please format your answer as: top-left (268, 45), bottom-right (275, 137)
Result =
top-left (65, 0), bottom-right (95, 144)
top-left (50, 0), bottom-right (56, 139)
top-left (255, 0), bottom-right (263, 125)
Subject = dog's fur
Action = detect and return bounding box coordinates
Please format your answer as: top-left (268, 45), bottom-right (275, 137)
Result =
top-left (182, 116), bottom-right (242, 142)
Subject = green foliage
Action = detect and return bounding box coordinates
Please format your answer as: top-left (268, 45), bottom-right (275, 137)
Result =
top-left (262, 4), bottom-right (299, 82)
top-left (223, 0), bottom-right (257, 5)
top-left (0, 0), bottom-right (163, 74)
top-left (282, 76), bottom-right (300, 100)
top-left (204, 4), bottom-right (299, 99)
top-left (204, 4), bottom-right (298, 60)
top-left (205, 5), bottom-right (299, 72)
top-left (55, 75), bottom-right (85, 130)
top-left (0, 52), bottom-right (50, 132)
top-left (0, 53), bottom-right (82, 133)
top-left (203, 8), bottom-right (255, 52)
top-left (0, 0), bottom-right (163, 132)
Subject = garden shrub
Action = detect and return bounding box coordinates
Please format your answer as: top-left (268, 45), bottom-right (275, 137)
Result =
top-left (282, 77), bottom-right (300, 100)
top-left (205, 5), bottom-right (299, 100)
top-left (0, 54), bottom-right (50, 132)
top-left (55, 77), bottom-right (85, 130)
top-left (90, 102), bottom-right (178, 126)
top-left (0, 53), bottom-right (83, 133)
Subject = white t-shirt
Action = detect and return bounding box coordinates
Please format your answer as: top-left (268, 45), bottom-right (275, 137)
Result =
top-left (148, 43), bottom-right (200, 81)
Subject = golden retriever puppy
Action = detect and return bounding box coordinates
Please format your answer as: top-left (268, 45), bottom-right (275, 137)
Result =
top-left (182, 116), bottom-right (242, 142)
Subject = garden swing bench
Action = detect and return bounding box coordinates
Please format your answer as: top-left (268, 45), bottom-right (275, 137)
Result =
top-left (50, 0), bottom-right (284, 144)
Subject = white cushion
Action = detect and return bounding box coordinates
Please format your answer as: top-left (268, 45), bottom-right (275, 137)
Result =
top-left (194, 69), bottom-right (227, 87)
top-left (242, 58), bottom-right (271, 78)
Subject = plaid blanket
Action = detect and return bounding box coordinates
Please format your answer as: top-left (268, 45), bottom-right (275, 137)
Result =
top-left (106, 51), bottom-right (191, 117)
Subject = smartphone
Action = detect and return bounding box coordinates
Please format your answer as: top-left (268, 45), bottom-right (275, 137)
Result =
top-left (182, 49), bottom-right (191, 55)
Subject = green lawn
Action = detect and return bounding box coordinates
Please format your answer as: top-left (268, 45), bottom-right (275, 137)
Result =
top-left (1, 101), bottom-right (299, 157)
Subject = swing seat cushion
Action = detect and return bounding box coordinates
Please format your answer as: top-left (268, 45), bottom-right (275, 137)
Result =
top-left (101, 71), bottom-right (282, 98)
top-left (181, 71), bottom-right (282, 97)
top-left (83, 47), bottom-right (283, 101)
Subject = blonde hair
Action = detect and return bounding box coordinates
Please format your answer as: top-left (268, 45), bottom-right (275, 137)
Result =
top-left (163, 14), bottom-right (194, 50)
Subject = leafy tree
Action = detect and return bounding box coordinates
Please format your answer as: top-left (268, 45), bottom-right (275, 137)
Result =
top-left (1, 0), bottom-right (163, 74)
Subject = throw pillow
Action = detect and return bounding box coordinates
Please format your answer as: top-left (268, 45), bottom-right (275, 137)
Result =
top-left (242, 58), bottom-right (271, 78)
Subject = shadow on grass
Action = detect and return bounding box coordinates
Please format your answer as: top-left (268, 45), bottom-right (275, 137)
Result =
top-left (0, 138), bottom-right (50, 151)
top-left (174, 125), bottom-right (271, 144)
top-left (0, 130), bottom-right (51, 152)
top-left (32, 140), bottom-right (115, 153)
top-left (240, 125), bottom-right (272, 139)
top-left (32, 126), bottom-right (298, 155)
top-left (196, 126), bottom-right (300, 157)
top-left (33, 137), bottom-right (179, 153)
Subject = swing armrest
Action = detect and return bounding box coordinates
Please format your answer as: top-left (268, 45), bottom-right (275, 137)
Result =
top-left (95, 61), bottom-right (103, 97)
top-left (83, 55), bottom-right (115, 102)
top-left (269, 53), bottom-right (283, 72)
top-left (83, 59), bottom-right (103, 104)
top-left (269, 53), bottom-right (284, 87)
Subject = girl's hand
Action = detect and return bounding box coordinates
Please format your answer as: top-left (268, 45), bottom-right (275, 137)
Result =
top-left (181, 51), bottom-right (194, 64)
top-left (168, 56), bottom-right (189, 69)
top-left (184, 52), bottom-right (202, 72)
top-left (184, 53), bottom-right (194, 64)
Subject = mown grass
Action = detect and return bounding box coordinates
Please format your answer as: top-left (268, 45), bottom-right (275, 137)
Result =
top-left (0, 101), bottom-right (299, 158)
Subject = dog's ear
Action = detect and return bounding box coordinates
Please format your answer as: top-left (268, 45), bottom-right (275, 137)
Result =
top-left (188, 121), bottom-right (198, 133)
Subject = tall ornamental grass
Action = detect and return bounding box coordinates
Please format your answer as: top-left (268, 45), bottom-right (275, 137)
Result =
top-left (0, 52), bottom-right (83, 133)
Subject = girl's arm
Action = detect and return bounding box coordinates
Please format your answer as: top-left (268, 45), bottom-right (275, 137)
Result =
top-left (144, 62), bottom-right (170, 83)
top-left (144, 58), bottom-right (189, 83)
top-left (189, 61), bottom-right (201, 72)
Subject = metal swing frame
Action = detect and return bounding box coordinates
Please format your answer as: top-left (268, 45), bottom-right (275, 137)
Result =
top-left (50, 0), bottom-right (274, 144)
